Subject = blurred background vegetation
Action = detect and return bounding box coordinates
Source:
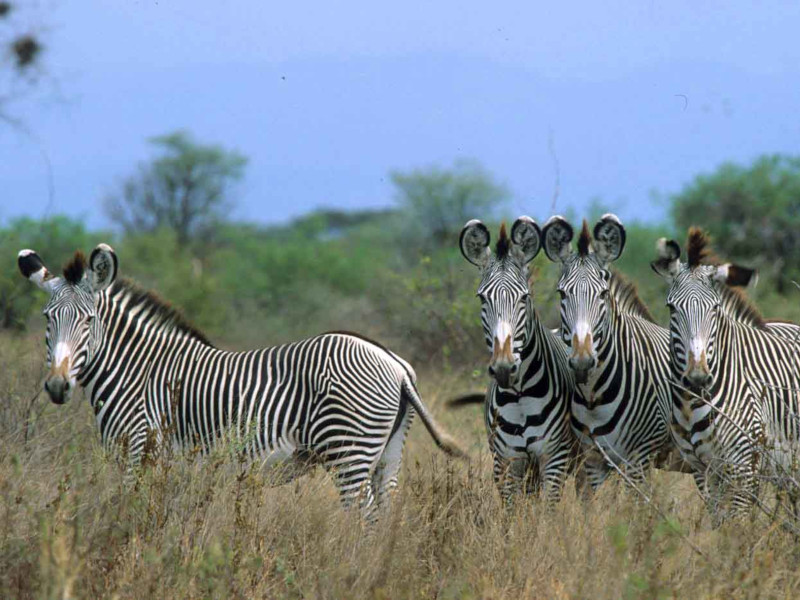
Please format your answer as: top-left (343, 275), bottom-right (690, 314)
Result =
top-left (4, 124), bottom-right (800, 375)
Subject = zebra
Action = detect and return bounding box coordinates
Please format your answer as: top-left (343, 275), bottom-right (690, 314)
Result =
top-left (459, 217), bottom-right (578, 502)
top-left (651, 228), bottom-right (800, 518)
top-left (18, 244), bottom-right (465, 517)
top-left (541, 214), bottom-right (689, 490)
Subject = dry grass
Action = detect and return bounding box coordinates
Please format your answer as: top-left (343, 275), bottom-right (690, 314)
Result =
top-left (3, 331), bottom-right (800, 599)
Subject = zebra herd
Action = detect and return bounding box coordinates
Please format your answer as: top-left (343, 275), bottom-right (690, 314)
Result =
top-left (459, 213), bottom-right (800, 523)
top-left (16, 211), bottom-right (800, 523)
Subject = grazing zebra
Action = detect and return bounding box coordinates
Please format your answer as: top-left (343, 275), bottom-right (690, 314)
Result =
top-left (541, 214), bottom-right (688, 490)
top-left (651, 229), bottom-right (800, 518)
top-left (18, 244), bottom-right (464, 516)
top-left (459, 217), bottom-right (577, 501)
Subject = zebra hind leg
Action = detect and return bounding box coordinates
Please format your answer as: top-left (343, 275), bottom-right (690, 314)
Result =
top-left (370, 403), bottom-right (414, 516)
top-left (319, 440), bottom-right (380, 521)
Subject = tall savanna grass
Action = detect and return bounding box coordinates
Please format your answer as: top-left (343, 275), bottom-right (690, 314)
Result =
top-left (3, 330), bottom-right (800, 599)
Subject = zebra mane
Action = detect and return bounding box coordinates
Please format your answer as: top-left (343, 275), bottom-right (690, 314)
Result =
top-left (686, 227), bottom-right (717, 268)
top-left (609, 270), bottom-right (656, 323)
top-left (685, 227), bottom-right (767, 328)
top-left (577, 220), bottom-right (591, 257)
top-left (113, 278), bottom-right (214, 346)
top-left (716, 282), bottom-right (767, 330)
top-left (496, 222), bottom-right (510, 259)
top-left (63, 251), bottom-right (87, 284)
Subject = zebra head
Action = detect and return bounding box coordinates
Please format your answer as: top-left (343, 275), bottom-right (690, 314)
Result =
top-left (18, 244), bottom-right (118, 404)
top-left (460, 217), bottom-right (542, 389)
top-left (543, 214), bottom-right (626, 384)
top-left (651, 229), bottom-right (756, 391)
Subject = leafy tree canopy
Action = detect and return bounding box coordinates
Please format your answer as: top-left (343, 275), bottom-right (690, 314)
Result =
top-left (105, 130), bottom-right (247, 248)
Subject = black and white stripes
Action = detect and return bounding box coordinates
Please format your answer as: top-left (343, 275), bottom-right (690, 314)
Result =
top-left (652, 229), bottom-right (800, 518)
top-left (460, 217), bottom-right (577, 501)
top-left (542, 214), bottom-right (683, 490)
top-left (20, 244), bottom-right (463, 517)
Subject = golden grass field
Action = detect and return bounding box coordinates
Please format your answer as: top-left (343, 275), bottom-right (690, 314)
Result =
top-left (3, 330), bottom-right (800, 600)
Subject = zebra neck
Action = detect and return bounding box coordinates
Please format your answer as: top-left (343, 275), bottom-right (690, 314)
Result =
top-left (79, 285), bottom-right (213, 412)
top-left (521, 308), bottom-right (563, 365)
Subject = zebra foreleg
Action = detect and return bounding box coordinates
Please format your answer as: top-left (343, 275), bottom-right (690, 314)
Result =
top-left (582, 447), bottom-right (612, 495)
top-left (493, 453), bottom-right (536, 503)
top-left (539, 451), bottom-right (570, 505)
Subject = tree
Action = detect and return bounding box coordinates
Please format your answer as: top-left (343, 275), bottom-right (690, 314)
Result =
top-left (105, 131), bottom-right (247, 247)
top-left (391, 159), bottom-right (509, 246)
top-left (671, 155), bottom-right (800, 293)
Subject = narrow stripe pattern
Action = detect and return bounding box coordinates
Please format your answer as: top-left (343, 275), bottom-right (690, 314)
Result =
top-left (475, 253), bottom-right (577, 502)
top-left (42, 277), bottom-right (444, 514)
top-left (556, 255), bottom-right (678, 488)
top-left (663, 267), bottom-right (800, 518)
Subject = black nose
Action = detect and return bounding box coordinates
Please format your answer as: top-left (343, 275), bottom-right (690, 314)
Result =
top-left (489, 365), bottom-right (517, 389)
top-left (45, 377), bottom-right (70, 405)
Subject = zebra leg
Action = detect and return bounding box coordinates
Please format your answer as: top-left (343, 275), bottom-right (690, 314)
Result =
top-left (319, 442), bottom-right (380, 516)
top-left (371, 404), bottom-right (414, 513)
top-left (582, 447), bottom-right (612, 494)
top-left (540, 450), bottom-right (570, 504)
top-left (493, 453), bottom-right (532, 503)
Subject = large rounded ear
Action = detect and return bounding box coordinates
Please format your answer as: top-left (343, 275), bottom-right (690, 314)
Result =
top-left (460, 220), bottom-right (491, 267)
top-left (593, 213), bottom-right (626, 264)
top-left (650, 238), bottom-right (681, 282)
top-left (89, 244), bottom-right (118, 292)
top-left (713, 263), bottom-right (757, 288)
top-left (510, 216), bottom-right (541, 264)
top-left (542, 216), bottom-right (574, 263)
top-left (18, 249), bottom-right (58, 293)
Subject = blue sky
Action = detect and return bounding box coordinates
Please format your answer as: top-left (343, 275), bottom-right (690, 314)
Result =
top-left (2, 1), bottom-right (799, 229)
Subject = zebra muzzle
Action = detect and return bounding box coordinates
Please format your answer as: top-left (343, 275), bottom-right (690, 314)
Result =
top-left (684, 350), bottom-right (712, 389)
top-left (488, 335), bottom-right (520, 389)
top-left (569, 333), bottom-right (595, 383)
top-left (45, 357), bottom-right (72, 405)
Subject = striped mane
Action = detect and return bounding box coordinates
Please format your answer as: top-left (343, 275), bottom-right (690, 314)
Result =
top-left (716, 283), bottom-right (767, 330)
top-left (609, 270), bottom-right (656, 323)
top-left (63, 251), bottom-right (87, 284)
top-left (687, 227), bottom-right (717, 268)
top-left (685, 227), bottom-right (767, 329)
top-left (113, 278), bottom-right (213, 346)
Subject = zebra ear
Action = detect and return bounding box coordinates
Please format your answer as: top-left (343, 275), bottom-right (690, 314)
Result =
top-left (18, 249), bottom-right (59, 293)
top-left (510, 216), bottom-right (541, 264)
top-left (593, 213), bottom-right (626, 264)
top-left (460, 220), bottom-right (491, 267)
top-left (714, 263), bottom-right (757, 288)
top-left (542, 215), bottom-right (573, 263)
top-left (89, 244), bottom-right (118, 292)
top-left (650, 238), bottom-right (681, 282)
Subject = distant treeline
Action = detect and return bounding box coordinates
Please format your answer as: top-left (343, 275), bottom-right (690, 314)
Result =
top-left (4, 150), bottom-right (800, 373)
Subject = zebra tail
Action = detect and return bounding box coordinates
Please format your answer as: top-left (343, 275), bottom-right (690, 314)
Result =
top-left (445, 393), bottom-right (486, 408)
top-left (401, 377), bottom-right (468, 459)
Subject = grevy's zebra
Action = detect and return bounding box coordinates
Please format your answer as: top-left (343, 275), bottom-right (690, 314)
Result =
top-left (541, 214), bottom-right (689, 489)
top-left (18, 244), bottom-right (464, 516)
top-left (651, 229), bottom-right (800, 518)
top-left (459, 217), bottom-right (577, 501)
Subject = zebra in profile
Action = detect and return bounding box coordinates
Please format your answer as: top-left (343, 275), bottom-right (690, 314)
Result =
top-left (18, 244), bottom-right (465, 517)
top-left (459, 217), bottom-right (578, 501)
top-left (541, 214), bottom-right (688, 490)
top-left (651, 229), bottom-right (800, 518)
